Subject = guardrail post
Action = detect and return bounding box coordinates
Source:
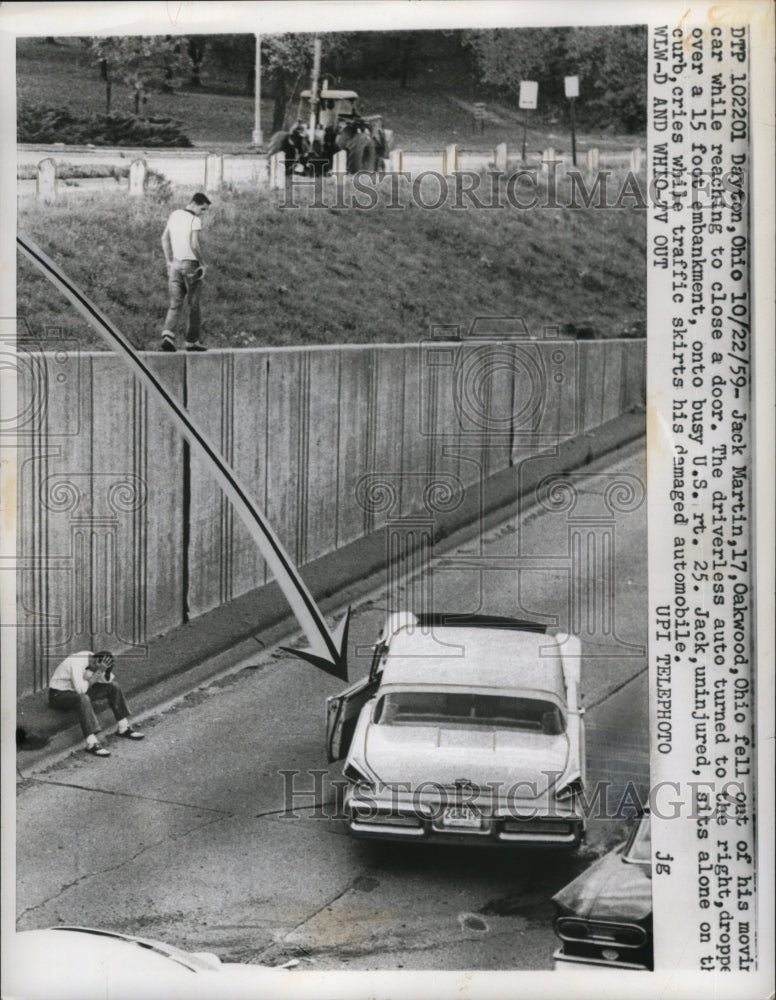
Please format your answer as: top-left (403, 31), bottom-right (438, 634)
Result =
top-left (204, 153), bottom-right (224, 192)
top-left (442, 143), bottom-right (459, 175)
top-left (332, 149), bottom-right (348, 175)
top-left (388, 149), bottom-right (404, 173)
top-left (268, 151), bottom-right (285, 189)
top-left (493, 142), bottom-right (508, 173)
top-left (129, 158), bottom-right (147, 197)
top-left (36, 158), bottom-right (57, 203)
top-left (541, 148), bottom-right (557, 174)
top-left (585, 148), bottom-right (600, 172)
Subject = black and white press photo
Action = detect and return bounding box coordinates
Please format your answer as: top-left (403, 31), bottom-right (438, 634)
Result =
top-left (1, 3), bottom-right (772, 1000)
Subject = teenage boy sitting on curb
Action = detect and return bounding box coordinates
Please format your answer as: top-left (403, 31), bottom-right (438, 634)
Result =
top-left (48, 651), bottom-right (144, 757)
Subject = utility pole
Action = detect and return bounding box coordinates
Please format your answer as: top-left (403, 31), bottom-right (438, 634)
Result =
top-left (252, 34), bottom-right (263, 147)
top-left (309, 35), bottom-right (322, 137)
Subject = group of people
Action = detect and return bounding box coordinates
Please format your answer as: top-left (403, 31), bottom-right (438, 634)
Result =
top-left (268, 115), bottom-right (389, 177)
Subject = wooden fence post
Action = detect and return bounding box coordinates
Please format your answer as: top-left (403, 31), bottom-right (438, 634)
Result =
top-left (586, 148), bottom-right (600, 172)
top-left (493, 142), bottom-right (508, 173)
top-left (129, 158), bottom-right (147, 196)
top-left (541, 148), bottom-right (557, 174)
top-left (442, 143), bottom-right (458, 175)
top-left (388, 149), bottom-right (404, 173)
top-left (268, 152), bottom-right (285, 189)
top-left (331, 149), bottom-right (348, 175)
top-left (204, 153), bottom-right (223, 192)
top-left (36, 158), bottom-right (57, 203)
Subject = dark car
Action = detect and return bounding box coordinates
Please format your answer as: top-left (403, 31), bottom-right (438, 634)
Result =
top-left (551, 810), bottom-right (652, 970)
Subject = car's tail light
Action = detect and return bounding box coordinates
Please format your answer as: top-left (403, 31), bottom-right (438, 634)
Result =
top-left (343, 762), bottom-right (374, 792)
top-left (369, 811), bottom-right (421, 827)
top-left (560, 920), bottom-right (588, 939)
top-left (555, 918), bottom-right (648, 949)
top-left (502, 819), bottom-right (574, 835)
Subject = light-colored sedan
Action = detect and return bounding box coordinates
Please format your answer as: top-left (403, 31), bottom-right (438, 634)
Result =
top-left (3, 926), bottom-right (292, 1000)
top-left (326, 612), bottom-right (586, 847)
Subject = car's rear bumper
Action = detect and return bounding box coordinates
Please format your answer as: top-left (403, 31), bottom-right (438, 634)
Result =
top-left (552, 947), bottom-right (651, 971)
top-left (344, 798), bottom-right (584, 847)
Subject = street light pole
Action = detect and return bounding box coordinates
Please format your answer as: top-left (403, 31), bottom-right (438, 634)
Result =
top-left (252, 33), bottom-right (263, 147)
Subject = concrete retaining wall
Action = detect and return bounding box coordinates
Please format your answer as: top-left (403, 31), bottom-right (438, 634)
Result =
top-left (15, 338), bottom-right (645, 694)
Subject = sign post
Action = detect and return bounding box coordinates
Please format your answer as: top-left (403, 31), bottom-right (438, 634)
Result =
top-left (518, 80), bottom-right (538, 163)
top-left (565, 75), bottom-right (579, 167)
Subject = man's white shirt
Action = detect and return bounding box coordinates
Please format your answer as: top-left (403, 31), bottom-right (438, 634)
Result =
top-left (166, 209), bottom-right (201, 261)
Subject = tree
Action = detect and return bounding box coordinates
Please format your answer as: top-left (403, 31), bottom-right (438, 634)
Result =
top-left (565, 27), bottom-right (647, 132)
top-left (87, 36), bottom-right (187, 114)
top-left (187, 36), bottom-right (206, 88)
top-left (198, 34), bottom-right (255, 94)
top-left (261, 32), bottom-right (354, 133)
top-left (465, 28), bottom-right (571, 108)
top-left (464, 26), bottom-right (647, 131)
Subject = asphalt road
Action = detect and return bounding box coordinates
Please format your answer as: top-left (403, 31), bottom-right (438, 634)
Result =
top-left (16, 439), bottom-right (648, 972)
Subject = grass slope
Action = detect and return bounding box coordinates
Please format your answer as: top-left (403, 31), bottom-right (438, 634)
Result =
top-left (17, 176), bottom-right (645, 351)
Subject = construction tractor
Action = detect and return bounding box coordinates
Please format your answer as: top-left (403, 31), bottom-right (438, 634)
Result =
top-left (267, 82), bottom-right (392, 177)
top-left (268, 36), bottom-right (393, 178)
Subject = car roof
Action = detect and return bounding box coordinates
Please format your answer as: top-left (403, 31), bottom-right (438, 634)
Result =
top-left (379, 626), bottom-right (565, 698)
top-left (7, 927), bottom-right (287, 1000)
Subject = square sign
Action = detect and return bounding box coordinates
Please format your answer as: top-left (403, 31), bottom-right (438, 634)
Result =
top-left (519, 80), bottom-right (538, 110)
top-left (564, 75), bottom-right (579, 98)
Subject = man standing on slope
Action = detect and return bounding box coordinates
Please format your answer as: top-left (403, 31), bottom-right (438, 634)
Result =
top-left (159, 192), bottom-right (211, 352)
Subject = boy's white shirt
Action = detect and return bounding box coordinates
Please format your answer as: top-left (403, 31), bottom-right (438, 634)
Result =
top-left (48, 651), bottom-right (113, 693)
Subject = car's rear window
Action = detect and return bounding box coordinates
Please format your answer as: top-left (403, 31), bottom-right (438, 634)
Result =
top-left (374, 692), bottom-right (565, 733)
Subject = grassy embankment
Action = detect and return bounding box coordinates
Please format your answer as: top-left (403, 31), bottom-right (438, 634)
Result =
top-left (18, 174), bottom-right (645, 351)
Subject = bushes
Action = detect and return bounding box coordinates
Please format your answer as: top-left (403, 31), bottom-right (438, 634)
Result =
top-left (18, 102), bottom-right (192, 147)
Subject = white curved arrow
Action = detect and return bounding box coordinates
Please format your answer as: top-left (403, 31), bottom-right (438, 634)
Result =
top-left (18, 234), bottom-right (349, 681)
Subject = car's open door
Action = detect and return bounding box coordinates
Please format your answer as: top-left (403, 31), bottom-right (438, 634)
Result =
top-left (326, 674), bottom-right (379, 762)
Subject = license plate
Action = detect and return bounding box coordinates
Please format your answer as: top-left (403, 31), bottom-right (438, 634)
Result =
top-left (441, 804), bottom-right (482, 829)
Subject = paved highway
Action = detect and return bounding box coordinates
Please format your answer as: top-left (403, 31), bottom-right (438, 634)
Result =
top-left (16, 439), bottom-right (648, 972)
